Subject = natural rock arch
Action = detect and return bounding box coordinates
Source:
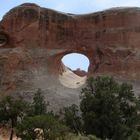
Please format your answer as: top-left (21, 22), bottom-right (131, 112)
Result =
top-left (0, 3), bottom-right (139, 108)
top-left (59, 53), bottom-right (89, 89)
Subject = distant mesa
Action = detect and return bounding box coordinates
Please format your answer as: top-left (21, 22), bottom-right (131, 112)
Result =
top-left (73, 68), bottom-right (87, 77)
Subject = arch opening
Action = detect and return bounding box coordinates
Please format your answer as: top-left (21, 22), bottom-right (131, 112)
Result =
top-left (0, 33), bottom-right (8, 47)
top-left (59, 53), bottom-right (90, 89)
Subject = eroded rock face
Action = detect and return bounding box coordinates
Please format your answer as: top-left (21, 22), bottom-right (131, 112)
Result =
top-left (0, 3), bottom-right (140, 109)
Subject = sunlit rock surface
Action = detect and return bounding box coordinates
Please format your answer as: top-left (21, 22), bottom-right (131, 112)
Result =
top-left (59, 66), bottom-right (87, 88)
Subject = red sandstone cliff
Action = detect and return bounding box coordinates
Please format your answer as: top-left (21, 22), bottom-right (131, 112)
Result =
top-left (0, 4), bottom-right (140, 138)
top-left (0, 3), bottom-right (139, 100)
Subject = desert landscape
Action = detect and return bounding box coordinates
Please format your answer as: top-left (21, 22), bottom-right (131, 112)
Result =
top-left (0, 2), bottom-right (140, 140)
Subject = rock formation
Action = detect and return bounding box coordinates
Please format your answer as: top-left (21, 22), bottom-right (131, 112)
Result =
top-left (0, 3), bottom-right (140, 110)
top-left (73, 68), bottom-right (87, 77)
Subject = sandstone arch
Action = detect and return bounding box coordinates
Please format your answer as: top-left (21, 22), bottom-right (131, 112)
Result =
top-left (0, 3), bottom-right (140, 109)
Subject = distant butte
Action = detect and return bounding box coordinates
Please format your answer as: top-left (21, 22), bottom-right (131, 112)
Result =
top-left (0, 3), bottom-right (140, 109)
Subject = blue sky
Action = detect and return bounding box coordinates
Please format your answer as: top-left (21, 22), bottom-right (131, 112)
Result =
top-left (1, 0), bottom-right (140, 20)
top-left (1, 0), bottom-right (140, 71)
top-left (62, 53), bottom-right (90, 71)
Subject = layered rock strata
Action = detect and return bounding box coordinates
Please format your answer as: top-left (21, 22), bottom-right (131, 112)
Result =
top-left (0, 3), bottom-right (140, 110)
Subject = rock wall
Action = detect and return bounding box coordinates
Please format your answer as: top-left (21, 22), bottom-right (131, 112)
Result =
top-left (0, 3), bottom-right (140, 110)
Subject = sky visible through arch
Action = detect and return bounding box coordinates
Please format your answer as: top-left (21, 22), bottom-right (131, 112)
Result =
top-left (62, 53), bottom-right (90, 72)
top-left (0, 0), bottom-right (140, 71)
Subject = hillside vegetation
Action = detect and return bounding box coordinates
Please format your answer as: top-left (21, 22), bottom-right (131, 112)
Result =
top-left (0, 76), bottom-right (140, 140)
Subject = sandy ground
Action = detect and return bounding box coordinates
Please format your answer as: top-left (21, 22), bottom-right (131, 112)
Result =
top-left (0, 127), bottom-right (20, 140)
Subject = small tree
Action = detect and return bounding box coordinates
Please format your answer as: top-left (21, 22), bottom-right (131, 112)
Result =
top-left (80, 76), bottom-right (140, 139)
top-left (16, 114), bottom-right (69, 140)
top-left (62, 104), bottom-right (82, 134)
top-left (0, 96), bottom-right (28, 140)
top-left (32, 89), bottom-right (48, 115)
top-left (16, 89), bottom-right (69, 140)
